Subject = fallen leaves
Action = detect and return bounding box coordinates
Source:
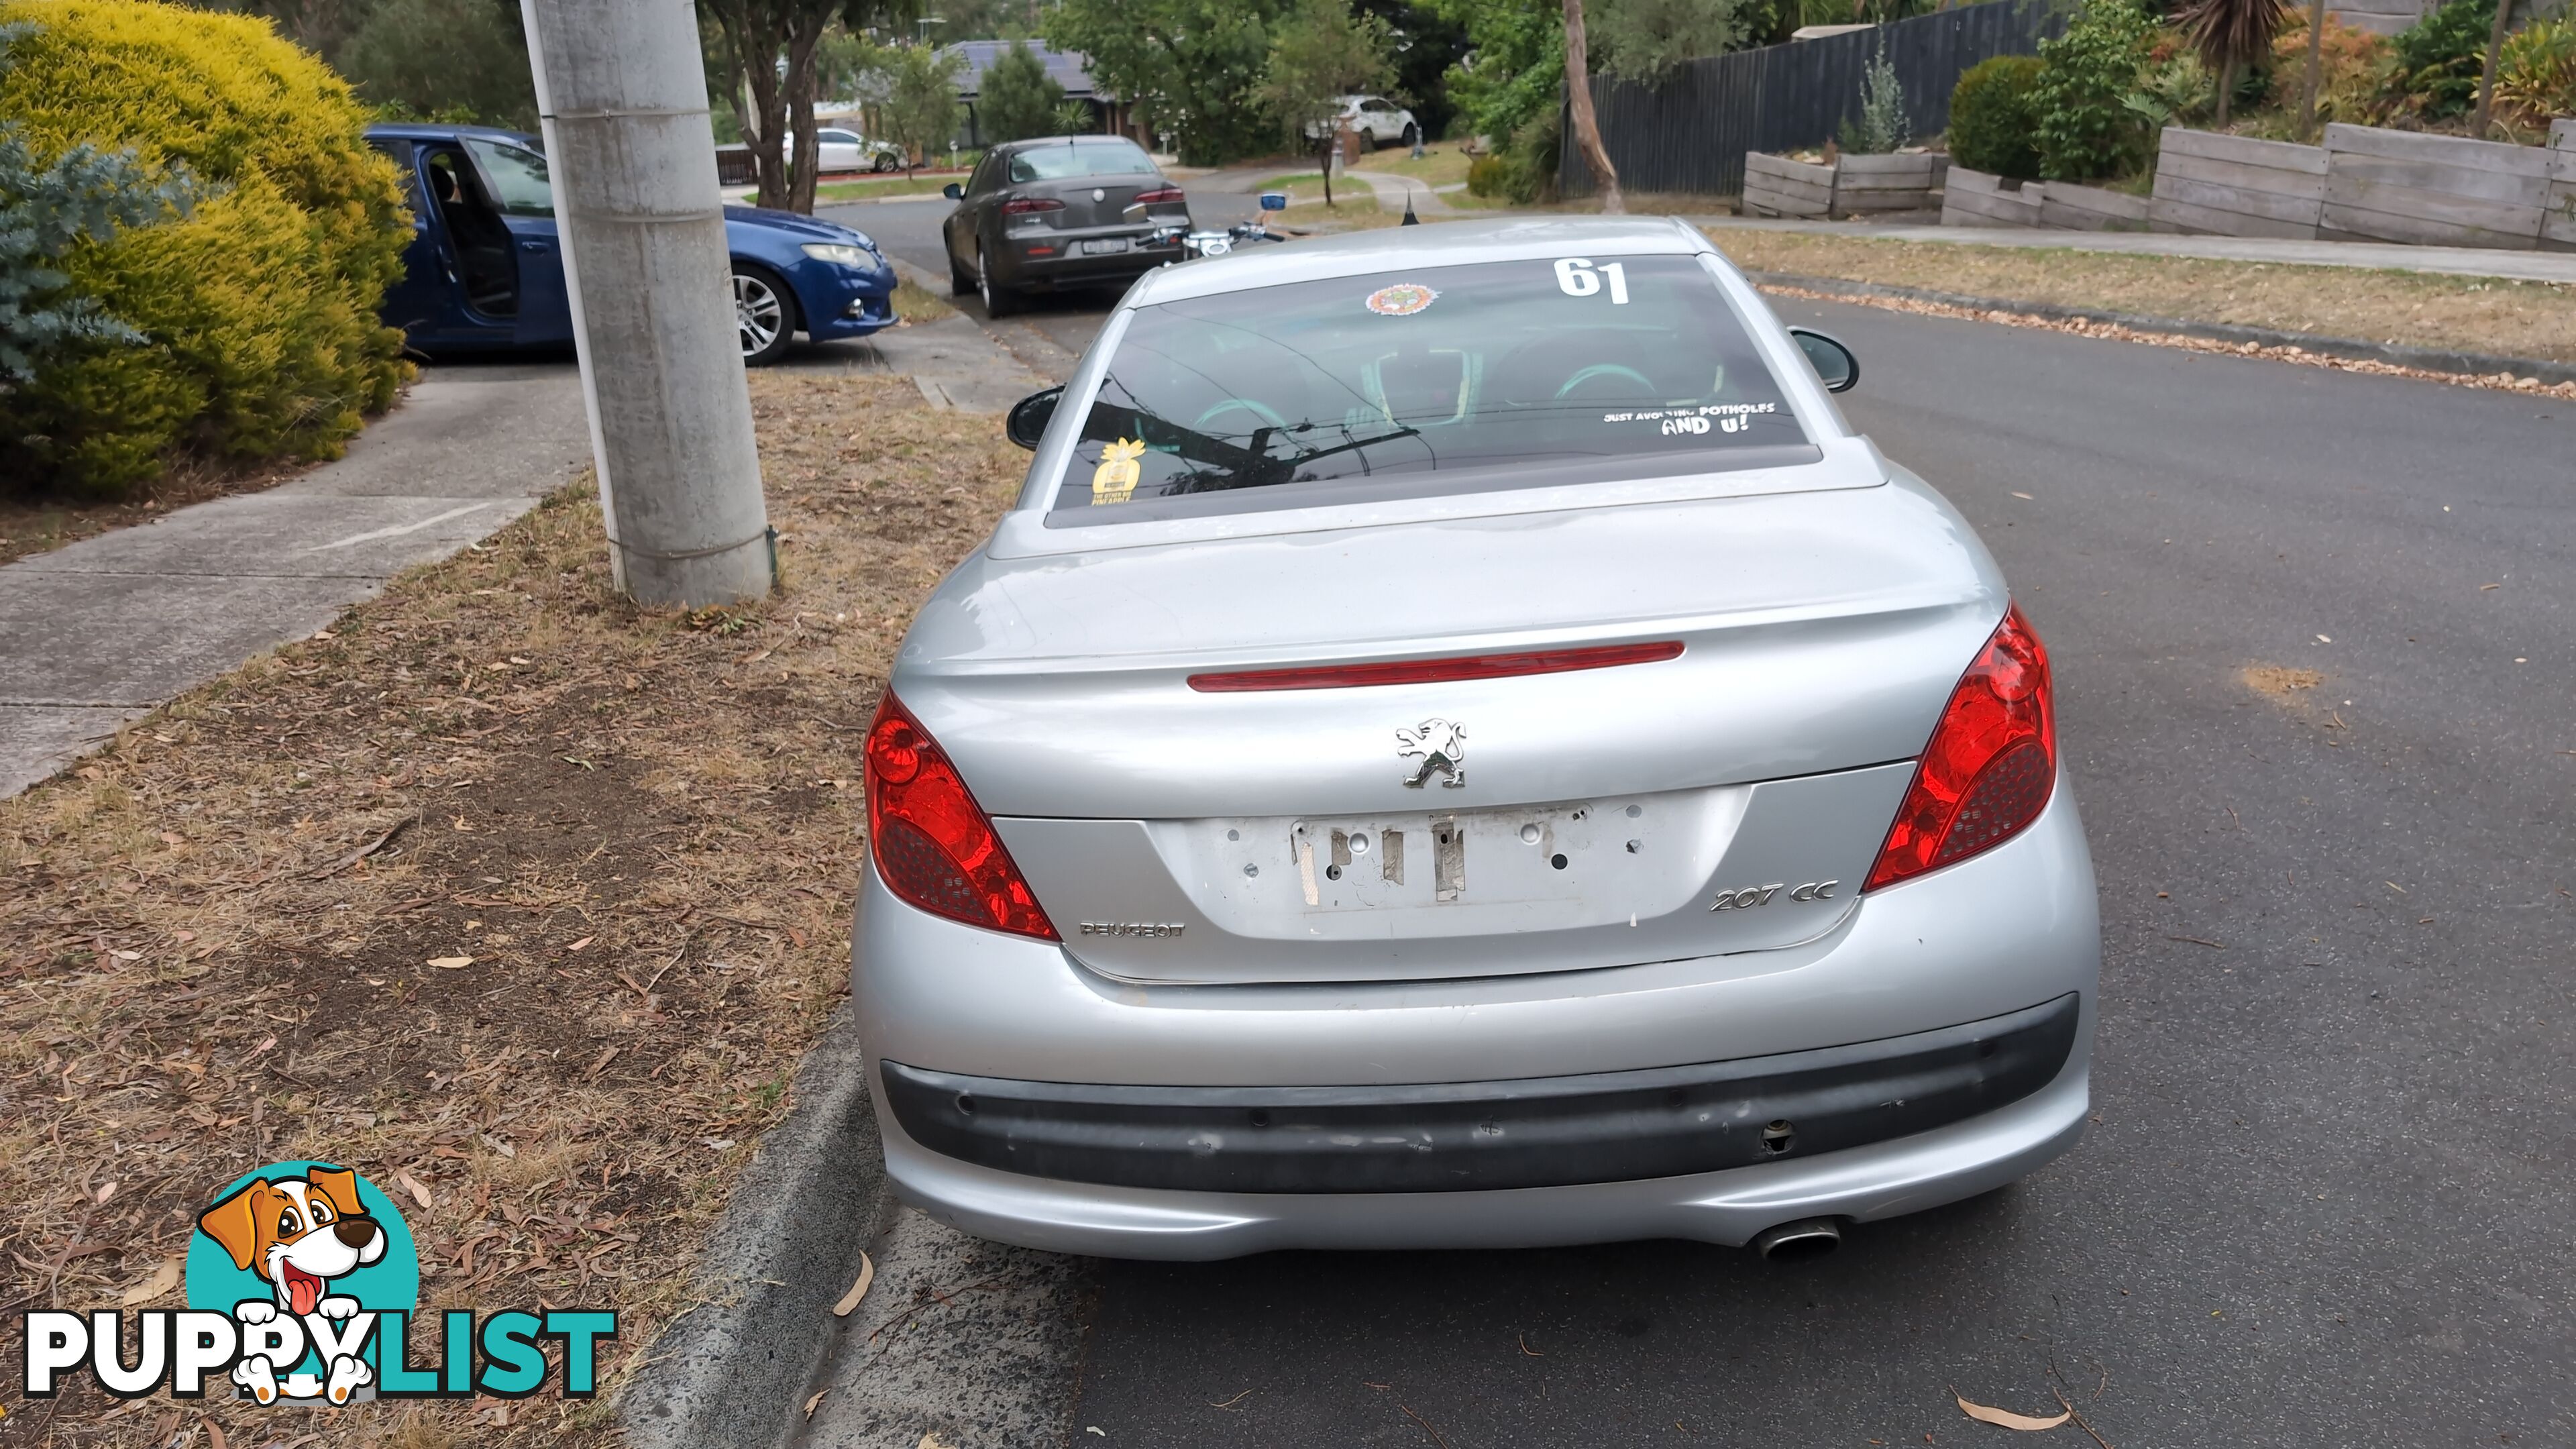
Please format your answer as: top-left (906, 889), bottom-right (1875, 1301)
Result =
top-left (427, 955), bottom-right (475, 969)
top-left (833, 1252), bottom-right (875, 1317)
top-left (804, 1388), bottom-right (830, 1419)
top-left (118, 1257), bottom-right (182, 1307)
top-left (1954, 1391), bottom-right (2072, 1431)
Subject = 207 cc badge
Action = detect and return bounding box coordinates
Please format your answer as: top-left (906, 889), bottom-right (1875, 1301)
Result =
top-left (1397, 718), bottom-right (1466, 788)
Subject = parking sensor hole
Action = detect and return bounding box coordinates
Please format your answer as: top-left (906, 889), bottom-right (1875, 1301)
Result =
top-left (1625, 804), bottom-right (1643, 818)
top-left (956, 1093), bottom-right (979, 1117)
top-left (1550, 853), bottom-right (1569, 870)
top-left (1664, 1087), bottom-right (1688, 1109)
top-left (1977, 1040), bottom-right (1998, 1059)
top-left (1248, 1108), bottom-right (1271, 1128)
top-left (1760, 1120), bottom-right (1794, 1155)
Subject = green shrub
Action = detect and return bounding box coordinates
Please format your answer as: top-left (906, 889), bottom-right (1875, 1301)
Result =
top-left (2497, 14), bottom-right (2576, 122)
top-left (2031, 0), bottom-right (2156, 181)
top-left (1467, 108), bottom-right (1561, 205)
top-left (1948, 54), bottom-right (2046, 176)
top-left (2390, 0), bottom-right (2495, 118)
top-left (1839, 38), bottom-right (1908, 154)
top-left (0, 0), bottom-right (411, 498)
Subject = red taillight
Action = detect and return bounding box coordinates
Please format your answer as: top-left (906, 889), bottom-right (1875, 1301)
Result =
top-left (1001, 197), bottom-right (1065, 215)
top-left (863, 693), bottom-right (1057, 940)
top-left (1864, 604), bottom-right (2056, 892)
top-left (1132, 186), bottom-right (1185, 205)
top-left (1188, 641), bottom-right (1682, 693)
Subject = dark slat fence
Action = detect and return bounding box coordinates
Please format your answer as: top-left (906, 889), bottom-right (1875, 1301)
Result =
top-left (1560, 0), bottom-right (2063, 198)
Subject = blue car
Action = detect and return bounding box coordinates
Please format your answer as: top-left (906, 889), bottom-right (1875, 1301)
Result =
top-left (364, 123), bottom-right (898, 364)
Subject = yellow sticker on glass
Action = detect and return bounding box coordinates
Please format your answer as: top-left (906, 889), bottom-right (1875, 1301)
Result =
top-left (1090, 437), bottom-right (1146, 505)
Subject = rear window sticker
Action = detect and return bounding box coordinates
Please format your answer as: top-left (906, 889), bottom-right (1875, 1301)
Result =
top-left (1364, 282), bottom-right (1438, 317)
top-left (1091, 437), bottom-right (1147, 504)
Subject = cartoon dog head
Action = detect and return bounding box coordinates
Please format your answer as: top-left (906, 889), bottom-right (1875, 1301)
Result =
top-left (197, 1167), bottom-right (386, 1317)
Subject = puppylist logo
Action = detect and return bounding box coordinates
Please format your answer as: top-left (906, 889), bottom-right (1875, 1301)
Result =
top-left (20, 1161), bottom-right (613, 1407)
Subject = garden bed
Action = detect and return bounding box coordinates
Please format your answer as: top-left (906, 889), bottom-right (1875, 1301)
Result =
top-left (0, 372), bottom-right (1023, 1446)
top-left (1746, 150), bottom-right (1947, 219)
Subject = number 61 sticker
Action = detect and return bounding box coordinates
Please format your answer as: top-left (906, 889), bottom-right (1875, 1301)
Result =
top-left (1554, 257), bottom-right (1629, 304)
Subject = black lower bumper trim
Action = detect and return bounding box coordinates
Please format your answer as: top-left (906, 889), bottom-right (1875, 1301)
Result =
top-left (880, 994), bottom-right (2081, 1194)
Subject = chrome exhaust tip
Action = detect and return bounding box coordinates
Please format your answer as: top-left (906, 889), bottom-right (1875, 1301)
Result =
top-left (1751, 1218), bottom-right (1843, 1263)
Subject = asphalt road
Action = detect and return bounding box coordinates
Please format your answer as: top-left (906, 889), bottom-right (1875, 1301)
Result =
top-left (814, 212), bottom-right (2576, 1446)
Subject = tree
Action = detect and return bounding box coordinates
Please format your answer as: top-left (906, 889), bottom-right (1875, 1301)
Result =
top-left (881, 42), bottom-right (965, 173)
top-left (2176, 0), bottom-right (2290, 125)
top-left (979, 38), bottom-right (1066, 144)
top-left (700, 1), bottom-right (916, 213)
top-left (339, 0), bottom-right (538, 128)
top-left (1046, 0), bottom-right (1293, 164)
top-left (1255, 0), bottom-right (1395, 207)
top-left (1562, 0), bottom-right (1622, 213)
top-left (1590, 0), bottom-right (1751, 82)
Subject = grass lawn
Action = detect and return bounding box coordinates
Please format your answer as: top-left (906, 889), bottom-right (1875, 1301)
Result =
top-left (812, 172), bottom-right (963, 204)
top-left (1706, 229), bottom-right (2576, 365)
top-left (0, 373), bottom-right (1023, 1446)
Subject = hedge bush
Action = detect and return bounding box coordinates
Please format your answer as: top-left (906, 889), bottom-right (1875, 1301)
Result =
top-left (2031, 0), bottom-right (2155, 181)
top-left (2390, 0), bottom-right (2496, 119)
top-left (0, 0), bottom-right (411, 497)
top-left (1948, 55), bottom-right (2046, 178)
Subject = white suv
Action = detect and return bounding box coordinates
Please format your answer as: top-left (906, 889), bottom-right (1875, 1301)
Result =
top-left (1309, 95), bottom-right (1420, 150)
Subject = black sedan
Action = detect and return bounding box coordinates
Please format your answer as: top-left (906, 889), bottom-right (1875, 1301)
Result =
top-left (941, 136), bottom-right (1191, 317)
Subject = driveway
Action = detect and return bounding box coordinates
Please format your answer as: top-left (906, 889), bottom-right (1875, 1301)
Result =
top-left (790, 241), bottom-right (2576, 1446)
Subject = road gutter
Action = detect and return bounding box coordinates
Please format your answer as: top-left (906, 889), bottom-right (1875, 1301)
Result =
top-left (1746, 270), bottom-right (2576, 388)
top-left (617, 1003), bottom-right (897, 1449)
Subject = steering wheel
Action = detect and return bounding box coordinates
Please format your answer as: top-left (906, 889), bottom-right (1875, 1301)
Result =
top-left (1555, 363), bottom-right (1656, 401)
top-left (1192, 396), bottom-right (1291, 438)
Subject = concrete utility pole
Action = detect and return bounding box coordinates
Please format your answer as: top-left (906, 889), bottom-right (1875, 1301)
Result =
top-left (520, 0), bottom-right (773, 606)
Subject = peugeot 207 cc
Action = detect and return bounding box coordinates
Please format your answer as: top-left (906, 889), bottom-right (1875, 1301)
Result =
top-left (851, 216), bottom-right (2100, 1260)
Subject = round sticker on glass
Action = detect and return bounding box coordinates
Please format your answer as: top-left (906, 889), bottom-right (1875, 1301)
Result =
top-left (1364, 282), bottom-right (1438, 317)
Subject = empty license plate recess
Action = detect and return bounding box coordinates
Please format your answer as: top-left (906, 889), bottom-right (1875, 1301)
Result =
top-left (1163, 790), bottom-right (1746, 938)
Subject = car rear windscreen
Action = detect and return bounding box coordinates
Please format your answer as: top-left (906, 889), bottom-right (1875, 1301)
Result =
top-left (1008, 140), bottom-right (1158, 182)
top-left (1051, 255), bottom-right (1810, 522)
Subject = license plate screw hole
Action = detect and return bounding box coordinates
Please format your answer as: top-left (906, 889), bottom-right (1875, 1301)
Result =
top-left (1760, 1120), bottom-right (1794, 1155)
top-left (1550, 853), bottom-right (1569, 870)
top-left (1625, 839), bottom-right (1641, 853)
top-left (1242, 863), bottom-right (1259, 877)
top-left (1325, 863), bottom-right (1342, 880)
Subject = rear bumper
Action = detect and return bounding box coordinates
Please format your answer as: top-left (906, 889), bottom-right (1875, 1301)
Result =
top-left (993, 227), bottom-right (1183, 290)
top-left (851, 777), bottom-right (2098, 1258)
top-left (880, 993), bottom-right (2078, 1195)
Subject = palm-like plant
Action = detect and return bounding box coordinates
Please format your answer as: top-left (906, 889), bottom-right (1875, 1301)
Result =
top-left (2176, 0), bottom-right (2293, 125)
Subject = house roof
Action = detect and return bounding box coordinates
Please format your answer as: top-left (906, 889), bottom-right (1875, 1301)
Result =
top-left (938, 40), bottom-right (1097, 100)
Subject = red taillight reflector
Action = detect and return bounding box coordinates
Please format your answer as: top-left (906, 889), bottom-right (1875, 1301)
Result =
top-left (1864, 603), bottom-right (2056, 892)
top-left (863, 692), bottom-right (1057, 940)
top-left (1187, 641), bottom-right (1684, 693)
top-left (1132, 186), bottom-right (1185, 205)
top-left (1001, 197), bottom-right (1065, 215)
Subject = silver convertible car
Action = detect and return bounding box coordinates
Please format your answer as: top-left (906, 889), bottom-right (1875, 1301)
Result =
top-left (852, 216), bottom-right (2098, 1260)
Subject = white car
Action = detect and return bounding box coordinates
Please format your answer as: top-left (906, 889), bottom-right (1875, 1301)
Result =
top-left (793, 126), bottom-right (904, 174)
top-left (1307, 95), bottom-right (1420, 150)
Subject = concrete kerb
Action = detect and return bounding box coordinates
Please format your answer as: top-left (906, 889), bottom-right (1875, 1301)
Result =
top-left (616, 1001), bottom-right (897, 1449)
top-left (1745, 270), bottom-right (2576, 387)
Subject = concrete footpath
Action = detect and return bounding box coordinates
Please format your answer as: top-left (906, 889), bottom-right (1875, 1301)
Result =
top-left (0, 362), bottom-right (592, 797)
top-left (1699, 213), bottom-right (2576, 284)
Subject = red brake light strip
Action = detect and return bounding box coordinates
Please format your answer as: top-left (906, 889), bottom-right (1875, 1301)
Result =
top-left (1187, 641), bottom-right (1684, 694)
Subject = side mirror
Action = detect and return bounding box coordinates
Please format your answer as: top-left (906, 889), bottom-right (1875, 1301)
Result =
top-left (1258, 191), bottom-right (1288, 211)
top-left (1005, 385), bottom-right (1063, 450)
top-left (942, 182), bottom-right (963, 201)
top-left (1788, 327), bottom-right (1858, 393)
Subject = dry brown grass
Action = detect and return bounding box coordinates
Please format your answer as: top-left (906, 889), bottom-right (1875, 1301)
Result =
top-left (0, 373), bottom-right (1024, 1446)
top-left (890, 275), bottom-right (957, 324)
top-left (1707, 230), bottom-right (2576, 364)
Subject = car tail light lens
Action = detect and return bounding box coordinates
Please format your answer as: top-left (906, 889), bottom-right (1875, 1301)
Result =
top-left (1001, 197), bottom-right (1065, 215)
top-left (1864, 604), bottom-right (2056, 892)
top-left (864, 692), bottom-right (1057, 940)
top-left (1132, 186), bottom-right (1185, 205)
